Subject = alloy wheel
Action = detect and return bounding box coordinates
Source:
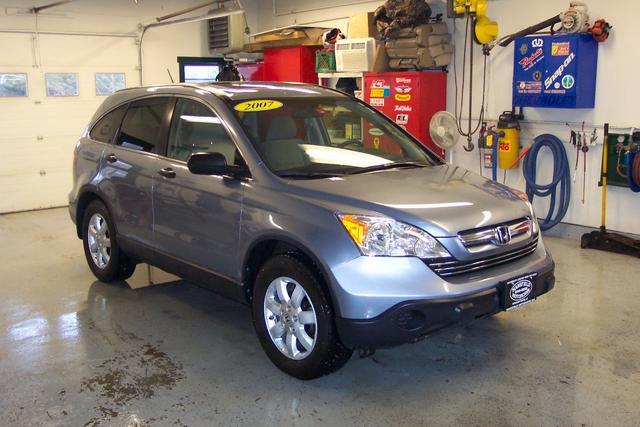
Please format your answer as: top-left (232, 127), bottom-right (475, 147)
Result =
top-left (87, 213), bottom-right (111, 269)
top-left (263, 276), bottom-right (318, 360)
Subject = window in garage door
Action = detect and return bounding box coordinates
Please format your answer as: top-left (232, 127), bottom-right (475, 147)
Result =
top-left (116, 97), bottom-right (171, 153)
top-left (89, 104), bottom-right (128, 144)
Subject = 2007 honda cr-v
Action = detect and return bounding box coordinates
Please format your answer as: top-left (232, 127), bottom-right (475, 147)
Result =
top-left (70, 82), bottom-right (554, 379)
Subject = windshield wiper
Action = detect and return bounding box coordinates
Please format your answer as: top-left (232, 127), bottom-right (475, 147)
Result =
top-left (277, 172), bottom-right (342, 179)
top-left (345, 161), bottom-right (429, 175)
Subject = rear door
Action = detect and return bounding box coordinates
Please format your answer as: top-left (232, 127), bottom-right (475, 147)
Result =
top-left (153, 97), bottom-right (244, 280)
top-left (100, 96), bottom-right (172, 247)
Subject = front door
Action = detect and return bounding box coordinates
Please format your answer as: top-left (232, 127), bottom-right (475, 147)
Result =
top-left (153, 97), bottom-right (244, 281)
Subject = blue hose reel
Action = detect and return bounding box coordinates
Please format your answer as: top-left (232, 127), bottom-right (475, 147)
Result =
top-left (522, 134), bottom-right (571, 231)
top-left (627, 149), bottom-right (640, 192)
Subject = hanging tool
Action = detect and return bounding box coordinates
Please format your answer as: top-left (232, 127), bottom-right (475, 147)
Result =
top-left (590, 128), bottom-right (598, 145)
top-left (573, 130), bottom-right (581, 182)
top-left (477, 121), bottom-right (489, 175)
top-left (581, 123), bottom-right (640, 257)
top-left (568, 128), bottom-right (577, 148)
top-left (486, 126), bottom-right (504, 182)
top-left (449, 0), bottom-right (496, 152)
top-left (581, 140), bottom-right (589, 203)
top-left (483, 2), bottom-right (590, 54)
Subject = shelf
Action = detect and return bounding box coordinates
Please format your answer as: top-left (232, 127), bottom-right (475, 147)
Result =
top-left (317, 71), bottom-right (365, 79)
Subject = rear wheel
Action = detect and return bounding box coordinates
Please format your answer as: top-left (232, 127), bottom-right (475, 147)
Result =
top-left (252, 254), bottom-right (352, 379)
top-left (82, 200), bottom-right (135, 282)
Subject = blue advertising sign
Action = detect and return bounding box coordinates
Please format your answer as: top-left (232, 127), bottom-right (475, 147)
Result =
top-left (512, 34), bottom-right (598, 109)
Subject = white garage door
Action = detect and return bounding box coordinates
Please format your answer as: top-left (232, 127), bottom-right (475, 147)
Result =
top-left (0, 32), bottom-right (138, 213)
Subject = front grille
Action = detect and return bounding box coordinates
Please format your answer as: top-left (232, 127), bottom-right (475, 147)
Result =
top-left (426, 238), bottom-right (539, 277)
top-left (458, 217), bottom-right (532, 248)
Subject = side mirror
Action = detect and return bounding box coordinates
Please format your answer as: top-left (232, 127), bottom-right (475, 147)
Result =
top-left (187, 152), bottom-right (249, 178)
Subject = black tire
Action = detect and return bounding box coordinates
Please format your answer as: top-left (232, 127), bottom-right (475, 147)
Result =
top-left (82, 200), bottom-right (136, 282)
top-left (252, 254), bottom-right (353, 379)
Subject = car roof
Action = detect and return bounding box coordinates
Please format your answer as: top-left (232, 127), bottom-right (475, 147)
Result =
top-left (94, 82), bottom-right (348, 121)
top-left (119, 82), bottom-right (345, 101)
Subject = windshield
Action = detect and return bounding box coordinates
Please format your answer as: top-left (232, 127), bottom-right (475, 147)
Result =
top-left (229, 97), bottom-right (440, 177)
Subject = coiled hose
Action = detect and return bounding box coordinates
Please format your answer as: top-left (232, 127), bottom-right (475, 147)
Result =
top-left (628, 149), bottom-right (640, 192)
top-left (522, 134), bottom-right (571, 231)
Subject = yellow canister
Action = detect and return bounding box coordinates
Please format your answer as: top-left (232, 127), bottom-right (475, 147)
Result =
top-left (497, 111), bottom-right (520, 169)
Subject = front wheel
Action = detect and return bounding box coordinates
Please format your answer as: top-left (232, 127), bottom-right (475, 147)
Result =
top-left (252, 254), bottom-right (352, 379)
top-left (82, 200), bottom-right (136, 282)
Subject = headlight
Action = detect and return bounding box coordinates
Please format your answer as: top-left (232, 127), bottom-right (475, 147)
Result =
top-left (337, 214), bottom-right (451, 258)
top-left (510, 189), bottom-right (538, 232)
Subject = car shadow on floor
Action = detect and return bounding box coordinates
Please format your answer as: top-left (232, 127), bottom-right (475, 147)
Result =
top-left (72, 278), bottom-right (582, 427)
top-left (79, 278), bottom-right (526, 391)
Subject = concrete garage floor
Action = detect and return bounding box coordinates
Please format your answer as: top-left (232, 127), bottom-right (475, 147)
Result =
top-left (1, 208), bottom-right (638, 427)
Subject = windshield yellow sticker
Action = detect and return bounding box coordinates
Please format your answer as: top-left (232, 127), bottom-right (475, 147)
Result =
top-left (234, 100), bottom-right (283, 112)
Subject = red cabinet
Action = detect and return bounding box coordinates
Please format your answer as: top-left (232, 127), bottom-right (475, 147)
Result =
top-left (263, 46), bottom-right (321, 84)
top-left (364, 71), bottom-right (447, 158)
top-left (237, 61), bottom-right (264, 81)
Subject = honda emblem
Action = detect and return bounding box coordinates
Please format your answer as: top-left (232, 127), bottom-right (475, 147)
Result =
top-left (492, 225), bottom-right (512, 246)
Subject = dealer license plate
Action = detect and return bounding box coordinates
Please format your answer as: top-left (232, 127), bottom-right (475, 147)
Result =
top-left (503, 273), bottom-right (537, 311)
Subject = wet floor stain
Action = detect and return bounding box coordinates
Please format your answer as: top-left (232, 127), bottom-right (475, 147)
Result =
top-left (80, 343), bottom-right (184, 426)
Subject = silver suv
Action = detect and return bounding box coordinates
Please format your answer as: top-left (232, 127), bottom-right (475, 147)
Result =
top-left (70, 83), bottom-right (554, 379)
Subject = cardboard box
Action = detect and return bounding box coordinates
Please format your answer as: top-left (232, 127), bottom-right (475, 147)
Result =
top-left (348, 12), bottom-right (377, 39)
top-left (244, 26), bottom-right (328, 52)
top-left (371, 44), bottom-right (389, 72)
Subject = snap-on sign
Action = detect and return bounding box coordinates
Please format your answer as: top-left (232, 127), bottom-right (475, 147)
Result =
top-left (512, 34), bottom-right (598, 109)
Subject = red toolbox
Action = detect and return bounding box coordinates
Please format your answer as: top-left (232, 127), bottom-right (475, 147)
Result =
top-left (364, 71), bottom-right (447, 158)
top-left (263, 46), bottom-right (321, 84)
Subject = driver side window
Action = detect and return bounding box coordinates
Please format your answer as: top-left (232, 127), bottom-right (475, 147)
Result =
top-left (167, 98), bottom-right (241, 165)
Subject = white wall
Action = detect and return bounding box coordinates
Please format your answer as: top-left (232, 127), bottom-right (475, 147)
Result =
top-left (252, 0), bottom-right (382, 32)
top-left (0, 0), bottom-right (212, 213)
top-left (247, 0), bottom-right (640, 235)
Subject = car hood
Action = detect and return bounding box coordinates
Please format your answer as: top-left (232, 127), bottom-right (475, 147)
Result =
top-left (285, 164), bottom-right (531, 237)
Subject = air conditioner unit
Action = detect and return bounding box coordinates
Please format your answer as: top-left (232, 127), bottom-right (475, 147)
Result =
top-left (335, 37), bottom-right (375, 72)
top-left (208, 13), bottom-right (245, 53)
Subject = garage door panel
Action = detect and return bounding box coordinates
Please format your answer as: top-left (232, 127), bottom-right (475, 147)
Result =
top-left (40, 36), bottom-right (137, 68)
top-left (0, 98), bottom-right (101, 127)
top-left (0, 170), bottom-right (72, 213)
top-left (0, 33), bottom-right (137, 213)
top-left (0, 138), bottom-right (77, 175)
top-left (0, 114), bottom-right (89, 140)
top-left (0, 34), bottom-right (36, 66)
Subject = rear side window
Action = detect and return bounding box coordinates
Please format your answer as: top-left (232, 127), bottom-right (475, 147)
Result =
top-left (116, 97), bottom-right (170, 153)
top-left (89, 104), bottom-right (127, 143)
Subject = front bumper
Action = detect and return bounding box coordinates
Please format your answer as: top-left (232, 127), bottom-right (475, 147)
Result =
top-left (334, 259), bottom-right (555, 349)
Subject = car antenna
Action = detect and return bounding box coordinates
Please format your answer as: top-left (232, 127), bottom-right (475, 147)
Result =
top-left (167, 68), bottom-right (175, 83)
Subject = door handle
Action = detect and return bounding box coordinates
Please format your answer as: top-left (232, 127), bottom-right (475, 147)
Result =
top-left (158, 167), bottom-right (176, 179)
top-left (105, 153), bottom-right (118, 163)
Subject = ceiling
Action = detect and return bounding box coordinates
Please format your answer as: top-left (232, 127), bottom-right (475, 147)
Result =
top-left (0, 0), bottom-right (220, 20)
